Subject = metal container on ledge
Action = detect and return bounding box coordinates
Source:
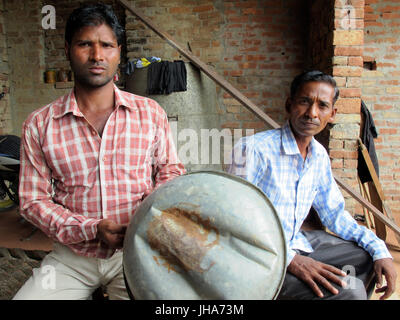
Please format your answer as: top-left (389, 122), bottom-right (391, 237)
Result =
top-left (123, 171), bottom-right (287, 300)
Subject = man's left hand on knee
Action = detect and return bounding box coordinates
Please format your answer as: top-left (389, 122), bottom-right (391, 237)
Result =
top-left (374, 258), bottom-right (397, 300)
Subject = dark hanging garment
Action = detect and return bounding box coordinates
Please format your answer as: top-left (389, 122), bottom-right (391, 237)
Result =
top-left (147, 61), bottom-right (167, 95)
top-left (173, 60), bottom-right (187, 92)
top-left (357, 100), bottom-right (379, 183)
top-left (147, 61), bottom-right (187, 95)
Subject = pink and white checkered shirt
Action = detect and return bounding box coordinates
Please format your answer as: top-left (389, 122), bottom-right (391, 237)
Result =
top-left (19, 85), bottom-right (185, 258)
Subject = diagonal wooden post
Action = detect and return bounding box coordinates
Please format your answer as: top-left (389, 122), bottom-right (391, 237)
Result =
top-left (118, 0), bottom-right (400, 239)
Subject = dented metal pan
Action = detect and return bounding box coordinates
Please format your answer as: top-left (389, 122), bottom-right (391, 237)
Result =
top-left (123, 171), bottom-right (287, 300)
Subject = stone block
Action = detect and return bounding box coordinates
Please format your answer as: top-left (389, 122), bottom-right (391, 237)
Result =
top-left (335, 98), bottom-right (361, 114)
top-left (333, 30), bottom-right (364, 46)
top-left (330, 123), bottom-right (360, 139)
top-left (333, 66), bottom-right (363, 77)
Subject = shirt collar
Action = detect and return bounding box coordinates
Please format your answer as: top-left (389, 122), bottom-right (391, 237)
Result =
top-left (281, 120), bottom-right (317, 158)
top-left (52, 84), bottom-right (136, 119)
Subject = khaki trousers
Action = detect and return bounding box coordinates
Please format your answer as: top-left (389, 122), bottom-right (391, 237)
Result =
top-left (13, 242), bottom-right (129, 300)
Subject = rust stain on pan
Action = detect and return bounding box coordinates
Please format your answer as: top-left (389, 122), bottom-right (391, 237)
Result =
top-left (148, 207), bottom-right (219, 273)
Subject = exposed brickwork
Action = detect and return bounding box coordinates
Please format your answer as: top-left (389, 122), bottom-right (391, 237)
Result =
top-left (3, 0), bottom-right (63, 135)
top-left (0, 0), bottom-right (397, 218)
top-left (363, 0), bottom-right (400, 216)
top-left (125, 0), bottom-right (308, 131)
top-left (330, 0), bottom-right (365, 215)
top-left (307, 0), bottom-right (335, 74)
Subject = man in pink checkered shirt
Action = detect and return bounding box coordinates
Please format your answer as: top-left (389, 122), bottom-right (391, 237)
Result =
top-left (13, 3), bottom-right (185, 300)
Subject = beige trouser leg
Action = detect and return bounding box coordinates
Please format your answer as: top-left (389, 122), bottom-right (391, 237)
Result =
top-left (12, 243), bottom-right (129, 300)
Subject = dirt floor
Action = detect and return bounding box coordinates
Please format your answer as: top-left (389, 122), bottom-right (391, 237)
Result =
top-left (0, 207), bottom-right (399, 300)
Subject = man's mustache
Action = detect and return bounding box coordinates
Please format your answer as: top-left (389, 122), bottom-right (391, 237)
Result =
top-left (302, 117), bottom-right (320, 126)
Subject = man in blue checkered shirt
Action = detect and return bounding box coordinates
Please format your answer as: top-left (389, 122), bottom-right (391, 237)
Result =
top-left (228, 71), bottom-right (396, 300)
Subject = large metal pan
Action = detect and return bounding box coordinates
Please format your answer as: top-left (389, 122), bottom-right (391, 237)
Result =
top-left (123, 171), bottom-right (286, 300)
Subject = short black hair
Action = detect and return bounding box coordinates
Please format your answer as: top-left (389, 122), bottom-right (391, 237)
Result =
top-left (290, 70), bottom-right (340, 105)
top-left (65, 2), bottom-right (125, 46)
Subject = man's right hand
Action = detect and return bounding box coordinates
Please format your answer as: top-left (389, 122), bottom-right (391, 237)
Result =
top-left (97, 219), bottom-right (127, 249)
top-left (287, 254), bottom-right (348, 298)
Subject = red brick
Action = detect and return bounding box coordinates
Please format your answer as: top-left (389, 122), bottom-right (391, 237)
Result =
top-left (228, 16), bottom-right (249, 23)
top-left (193, 5), bottom-right (214, 13)
top-left (333, 66), bottom-right (363, 77)
top-left (380, 128), bottom-right (398, 135)
top-left (334, 46), bottom-right (363, 56)
top-left (364, 13), bottom-right (380, 21)
top-left (331, 159), bottom-right (344, 169)
top-left (374, 104), bottom-right (393, 110)
top-left (348, 56), bottom-right (363, 67)
top-left (239, 62), bottom-right (257, 69)
top-left (226, 23), bottom-right (243, 29)
top-left (365, 21), bottom-right (384, 27)
top-left (330, 150), bottom-right (358, 159)
top-left (377, 62), bottom-right (397, 68)
top-left (339, 88), bottom-right (362, 98)
top-left (221, 122), bottom-right (240, 129)
top-left (344, 159), bottom-right (358, 169)
top-left (333, 30), bottom-right (364, 46)
top-left (242, 8), bottom-right (263, 15)
top-left (382, 13), bottom-right (400, 19)
top-left (379, 80), bottom-right (399, 85)
top-left (330, 139), bottom-right (344, 149)
top-left (242, 121), bottom-right (267, 129)
top-left (246, 55), bottom-right (266, 61)
top-left (169, 7), bottom-right (191, 14)
top-left (335, 98), bottom-right (361, 113)
top-left (242, 39), bottom-right (262, 46)
top-left (230, 70), bottom-right (243, 77)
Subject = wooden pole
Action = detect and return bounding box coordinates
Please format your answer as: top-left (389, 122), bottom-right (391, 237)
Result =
top-left (118, 0), bottom-right (400, 239)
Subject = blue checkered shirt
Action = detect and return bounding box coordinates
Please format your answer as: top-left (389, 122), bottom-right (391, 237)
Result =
top-left (228, 121), bottom-right (391, 266)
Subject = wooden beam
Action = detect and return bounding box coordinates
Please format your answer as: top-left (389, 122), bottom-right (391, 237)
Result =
top-left (118, 0), bottom-right (280, 130)
top-left (118, 0), bottom-right (400, 239)
top-left (335, 176), bottom-right (400, 236)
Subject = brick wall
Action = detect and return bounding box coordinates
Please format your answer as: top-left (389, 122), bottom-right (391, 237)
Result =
top-left (306, 0), bottom-right (335, 152)
top-left (3, 0), bottom-right (70, 135)
top-left (0, 0), bottom-right (12, 134)
top-left (125, 0), bottom-right (308, 132)
top-left (363, 0), bottom-right (400, 216)
top-left (307, 0), bottom-right (335, 74)
top-left (329, 0), bottom-right (365, 215)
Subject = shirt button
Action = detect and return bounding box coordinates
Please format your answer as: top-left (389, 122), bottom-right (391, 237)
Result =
top-left (102, 157), bottom-right (106, 162)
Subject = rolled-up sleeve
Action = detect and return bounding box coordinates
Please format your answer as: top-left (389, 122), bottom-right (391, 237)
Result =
top-left (313, 155), bottom-right (392, 261)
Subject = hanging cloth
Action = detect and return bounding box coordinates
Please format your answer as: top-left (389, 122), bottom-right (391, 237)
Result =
top-left (357, 100), bottom-right (379, 183)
